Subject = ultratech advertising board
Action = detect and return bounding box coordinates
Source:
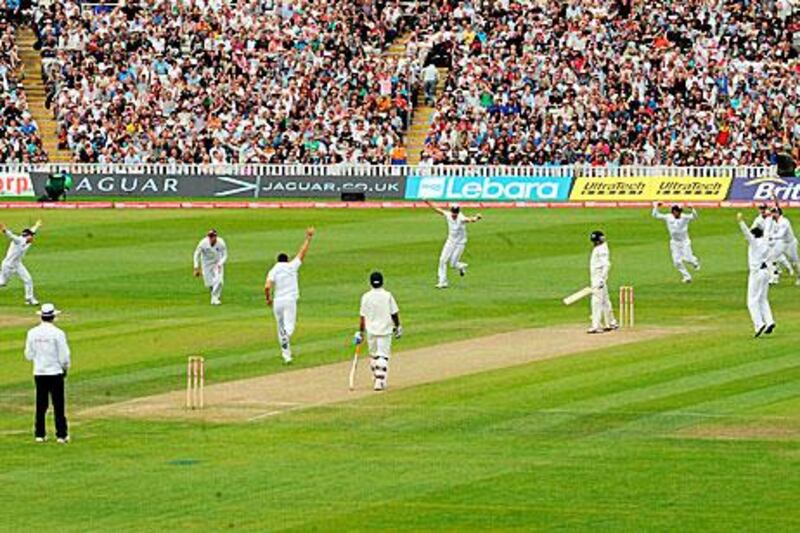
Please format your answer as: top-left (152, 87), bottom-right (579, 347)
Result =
top-left (728, 173), bottom-right (800, 202)
top-left (29, 173), bottom-right (406, 199)
top-left (405, 175), bottom-right (574, 201)
top-left (569, 176), bottom-right (732, 201)
top-left (0, 172), bottom-right (35, 197)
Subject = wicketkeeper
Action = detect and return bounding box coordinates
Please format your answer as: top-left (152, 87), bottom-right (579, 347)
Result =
top-left (355, 272), bottom-right (402, 391)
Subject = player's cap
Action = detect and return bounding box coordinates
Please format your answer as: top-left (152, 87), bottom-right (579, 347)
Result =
top-left (36, 303), bottom-right (61, 318)
top-left (770, 207), bottom-right (783, 215)
top-left (21, 228), bottom-right (35, 237)
top-left (589, 230), bottom-right (605, 244)
top-left (207, 229), bottom-right (218, 237)
top-left (671, 204), bottom-right (683, 212)
top-left (758, 203), bottom-right (769, 210)
top-left (370, 271), bottom-right (384, 288)
top-left (450, 204), bottom-right (460, 213)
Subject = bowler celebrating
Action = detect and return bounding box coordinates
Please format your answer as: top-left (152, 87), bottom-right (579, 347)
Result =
top-left (193, 229), bottom-right (227, 305)
top-left (0, 220), bottom-right (41, 305)
top-left (588, 230), bottom-right (618, 334)
top-left (652, 203), bottom-right (699, 283)
top-left (768, 207), bottom-right (800, 285)
top-left (265, 227), bottom-right (315, 364)
top-left (737, 213), bottom-right (775, 337)
top-left (425, 201), bottom-right (482, 289)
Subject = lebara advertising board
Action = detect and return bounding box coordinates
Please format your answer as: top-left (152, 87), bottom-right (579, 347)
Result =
top-left (569, 176), bottom-right (731, 202)
top-left (404, 175), bottom-right (574, 202)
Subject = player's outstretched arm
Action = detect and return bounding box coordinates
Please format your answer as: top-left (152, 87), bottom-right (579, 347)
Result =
top-left (465, 213), bottom-right (483, 223)
top-left (737, 213), bottom-right (753, 242)
top-left (31, 219), bottom-right (42, 233)
top-left (296, 227), bottom-right (315, 262)
top-left (424, 200), bottom-right (447, 216)
top-left (651, 202), bottom-right (666, 219)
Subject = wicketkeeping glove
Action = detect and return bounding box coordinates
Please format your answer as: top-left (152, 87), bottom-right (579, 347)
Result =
top-left (353, 331), bottom-right (364, 345)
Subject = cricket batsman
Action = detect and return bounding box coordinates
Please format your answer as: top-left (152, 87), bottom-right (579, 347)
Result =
top-left (652, 202), bottom-right (700, 283)
top-left (193, 229), bottom-right (227, 305)
top-left (265, 227), bottom-right (315, 364)
top-left (588, 230), bottom-right (618, 334)
top-left (737, 213), bottom-right (775, 337)
top-left (0, 220), bottom-right (41, 305)
top-left (355, 272), bottom-right (402, 391)
top-left (424, 201), bottom-right (482, 289)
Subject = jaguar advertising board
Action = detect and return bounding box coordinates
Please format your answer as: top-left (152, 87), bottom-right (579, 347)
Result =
top-left (405, 175), bottom-right (574, 202)
top-left (29, 173), bottom-right (406, 198)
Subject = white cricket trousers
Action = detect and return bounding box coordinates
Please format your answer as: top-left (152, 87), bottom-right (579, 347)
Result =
top-left (273, 298), bottom-right (298, 362)
top-left (747, 268), bottom-right (774, 331)
top-left (438, 240), bottom-right (466, 284)
top-left (0, 261), bottom-right (35, 301)
top-left (367, 333), bottom-right (392, 388)
top-left (590, 283), bottom-right (616, 330)
top-left (670, 239), bottom-right (698, 281)
top-left (771, 240), bottom-right (799, 281)
top-left (202, 265), bottom-right (224, 303)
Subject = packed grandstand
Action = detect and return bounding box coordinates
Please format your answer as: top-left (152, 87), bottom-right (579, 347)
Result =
top-left (1, 0), bottom-right (798, 166)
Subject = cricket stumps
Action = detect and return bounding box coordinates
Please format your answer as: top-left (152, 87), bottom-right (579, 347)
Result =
top-left (186, 356), bottom-right (205, 409)
top-left (619, 286), bottom-right (634, 328)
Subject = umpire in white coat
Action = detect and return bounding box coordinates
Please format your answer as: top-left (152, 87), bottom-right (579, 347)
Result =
top-left (25, 303), bottom-right (71, 443)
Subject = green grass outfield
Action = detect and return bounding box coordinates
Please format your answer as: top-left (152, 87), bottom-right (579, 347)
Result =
top-left (1, 207), bottom-right (799, 530)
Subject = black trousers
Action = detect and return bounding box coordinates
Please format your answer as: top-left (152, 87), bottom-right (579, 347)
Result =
top-left (34, 374), bottom-right (68, 439)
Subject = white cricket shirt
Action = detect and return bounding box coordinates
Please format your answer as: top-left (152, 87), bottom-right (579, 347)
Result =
top-left (360, 288), bottom-right (399, 336)
top-left (267, 258), bottom-right (302, 300)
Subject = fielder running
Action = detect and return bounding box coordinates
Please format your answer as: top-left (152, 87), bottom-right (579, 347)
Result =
top-left (193, 229), bottom-right (227, 305)
top-left (0, 220), bottom-right (41, 305)
top-left (264, 227), bottom-right (315, 364)
top-left (588, 230), bottom-right (618, 334)
top-left (767, 207), bottom-right (800, 285)
top-left (652, 203), bottom-right (700, 283)
top-left (355, 272), bottom-right (402, 391)
top-left (424, 201), bottom-right (482, 288)
top-left (737, 213), bottom-right (775, 337)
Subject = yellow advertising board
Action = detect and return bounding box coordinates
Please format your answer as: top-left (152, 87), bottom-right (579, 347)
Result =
top-left (569, 177), bottom-right (732, 201)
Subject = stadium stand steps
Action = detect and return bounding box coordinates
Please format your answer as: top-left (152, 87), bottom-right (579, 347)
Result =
top-left (406, 67), bottom-right (447, 164)
top-left (15, 27), bottom-right (72, 162)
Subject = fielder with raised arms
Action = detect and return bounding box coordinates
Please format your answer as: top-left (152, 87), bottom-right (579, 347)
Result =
top-left (768, 206), bottom-right (800, 285)
top-left (355, 272), bottom-right (402, 391)
top-left (0, 220), bottom-right (42, 305)
top-left (588, 230), bottom-right (618, 334)
top-left (193, 229), bottom-right (227, 305)
top-left (424, 201), bottom-right (482, 289)
top-left (737, 213), bottom-right (775, 337)
top-left (265, 227), bottom-right (315, 364)
top-left (652, 202), bottom-right (700, 283)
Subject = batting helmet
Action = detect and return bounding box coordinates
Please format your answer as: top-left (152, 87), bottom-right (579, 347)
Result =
top-left (590, 230), bottom-right (605, 244)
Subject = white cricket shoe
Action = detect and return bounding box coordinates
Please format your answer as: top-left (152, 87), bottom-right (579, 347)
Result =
top-left (586, 328), bottom-right (605, 334)
top-left (56, 436), bottom-right (70, 444)
top-left (210, 297), bottom-right (221, 305)
top-left (692, 261), bottom-right (701, 271)
top-left (459, 264), bottom-right (469, 277)
top-left (435, 283), bottom-right (449, 289)
top-left (682, 277), bottom-right (692, 284)
top-left (26, 298), bottom-right (39, 306)
top-left (35, 437), bottom-right (46, 443)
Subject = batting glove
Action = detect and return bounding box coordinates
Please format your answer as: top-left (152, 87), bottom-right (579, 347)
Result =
top-left (353, 331), bottom-right (364, 345)
top-left (394, 326), bottom-right (403, 339)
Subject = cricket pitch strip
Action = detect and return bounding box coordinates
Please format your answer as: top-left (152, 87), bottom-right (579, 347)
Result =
top-left (84, 326), bottom-right (683, 423)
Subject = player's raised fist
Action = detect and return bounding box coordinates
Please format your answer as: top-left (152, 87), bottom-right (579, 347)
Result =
top-left (736, 212), bottom-right (743, 222)
top-left (306, 227), bottom-right (315, 238)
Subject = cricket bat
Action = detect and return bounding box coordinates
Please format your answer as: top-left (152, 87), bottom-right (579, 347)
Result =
top-left (348, 343), bottom-right (362, 391)
top-left (563, 286), bottom-right (593, 306)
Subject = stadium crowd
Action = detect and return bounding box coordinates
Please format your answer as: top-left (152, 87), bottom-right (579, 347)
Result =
top-left (420, 0), bottom-right (800, 166)
top-left (0, 0), bottom-right (795, 166)
top-left (0, 15), bottom-right (47, 163)
top-left (31, 0), bottom-right (420, 164)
